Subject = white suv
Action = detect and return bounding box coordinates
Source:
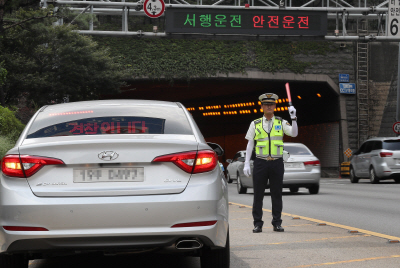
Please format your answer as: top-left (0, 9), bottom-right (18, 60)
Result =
top-left (350, 137), bottom-right (400, 184)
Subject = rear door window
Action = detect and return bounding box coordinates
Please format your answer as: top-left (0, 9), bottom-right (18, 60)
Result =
top-left (284, 145), bottom-right (312, 155)
top-left (383, 140), bottom-right (400, 150)
top-left (363, 141), bottom-right (374, 153)
top-left (371, 141), bottom-right (382, 151)
top-left (26, 105), bottom-right (193, 139)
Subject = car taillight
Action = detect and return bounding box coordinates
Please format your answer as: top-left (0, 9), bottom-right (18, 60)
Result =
top-left (152, 150), bottom-right (218, 174)
top-left (304, 160), bottom-right (320, 166)
top-left (380, 152), bottom-right (393, 157)
top-left (1, 155), bottom-right (65, 178)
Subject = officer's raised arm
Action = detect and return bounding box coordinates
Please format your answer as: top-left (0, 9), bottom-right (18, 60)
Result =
top-left (283, 106), bottom-right (298, 137)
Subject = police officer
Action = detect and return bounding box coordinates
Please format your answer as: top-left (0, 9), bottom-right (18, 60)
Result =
top-left (243, 93), bottom-right (298, 233)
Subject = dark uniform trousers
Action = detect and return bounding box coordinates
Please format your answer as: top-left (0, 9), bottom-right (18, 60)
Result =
top-left (252, 157), bottom-right (284, 227)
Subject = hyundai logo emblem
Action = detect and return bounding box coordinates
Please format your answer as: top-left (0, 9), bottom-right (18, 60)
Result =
top-left (98, 151), bottom-right (119, 161)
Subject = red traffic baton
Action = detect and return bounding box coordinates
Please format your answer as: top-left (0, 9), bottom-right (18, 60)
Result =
top-left (285, 83), bottom-right (292, 106)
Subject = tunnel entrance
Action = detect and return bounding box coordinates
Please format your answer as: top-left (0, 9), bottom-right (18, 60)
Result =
top-left (105, 72), bottom-right (343, 172)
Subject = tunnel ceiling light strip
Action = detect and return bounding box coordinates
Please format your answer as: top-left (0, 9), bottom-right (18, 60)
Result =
top-left (297, 96), bottom-right (302, 99)
top-left (203, 109), bottom-right (287, 116)
top-left (317, 93), bottom-right (321, 97)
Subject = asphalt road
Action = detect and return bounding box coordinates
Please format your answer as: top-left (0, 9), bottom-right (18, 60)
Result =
top-left (29, 177), bottom-right (400, 267)
top-left (228, 177), bottom-right (400, 238)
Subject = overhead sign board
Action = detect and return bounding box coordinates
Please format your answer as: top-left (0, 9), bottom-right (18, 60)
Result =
top-left (165, 8), bottom-right (327, 36)
top-left (388, 0), bottom-right (400, 37)
top-left (339, 74), bottom-right (349, 83)
top-left (339, 83), bottom-right (356, 94)
top-left (144, 0), bottom-right (165, 18)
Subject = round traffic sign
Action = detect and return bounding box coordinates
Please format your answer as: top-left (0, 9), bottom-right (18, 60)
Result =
top-left (393, 122), bottom-right (400, 134)
top-left (143, 0), bottom-right (165, 18)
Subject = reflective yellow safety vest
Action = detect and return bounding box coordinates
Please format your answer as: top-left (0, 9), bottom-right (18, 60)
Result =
top-left (254, 117), bottom-right (284, 158)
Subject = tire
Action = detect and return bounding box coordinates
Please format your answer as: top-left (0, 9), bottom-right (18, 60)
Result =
top-left (308, 184), bottom-right (319, 194)
top-left (394, 178), bottom-right (400, 183)
top-left (201, 230), bottom-right (230, 268)
top-left (237, 174), bottom-right (247, 194)
top-left (226, 172), bottom-right (233, 183)
top-left (289, 187), bottom-right (299, 193)
top-left (0, 254), bottom-right (28, 268)
top-left (369, 167), bottom-right (379, 184)
top-left (349, 166), bottom-right (359, 183)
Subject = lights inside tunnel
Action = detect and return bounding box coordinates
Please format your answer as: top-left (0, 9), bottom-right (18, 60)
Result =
top-left (189, 99), bottom-right (291, 117)
top-left (297, 96), bottom-right (302, 99)
top-left (317, 93), bottom-right (321, 97)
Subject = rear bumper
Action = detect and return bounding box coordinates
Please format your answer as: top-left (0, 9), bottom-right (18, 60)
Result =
top-left (0, 169), bottom-right (229, 254)
top-left (282, 172), bottom-right (321, 186)
top-left (6, 234), bottom-right (216, 254)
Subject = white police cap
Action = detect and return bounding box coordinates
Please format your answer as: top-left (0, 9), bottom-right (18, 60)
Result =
top-left (259, 93), bottom-right (278, 103)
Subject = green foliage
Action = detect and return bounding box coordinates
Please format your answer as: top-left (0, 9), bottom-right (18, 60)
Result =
top-left (0, 106), bottom-right (25, 143)
top-left (94, 37), bottom-right (248, 81)
top-left (252, 41), bottom-right (338, 73)
top-left (0, 135), bottom-right (16, 159)
top-left (0, 61), bottom-right (6, 86)
top-left (93, 38), bottom-right (339, 80)
top-left (1, 22), bottom-right (125, 105)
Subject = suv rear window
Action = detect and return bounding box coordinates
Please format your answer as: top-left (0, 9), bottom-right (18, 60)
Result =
top-left (383, 140), bottom-right (400, 151)
top-left (284, 145), bottom-right (312, 155)
top-left (26, 105), bottom-right (193, 139)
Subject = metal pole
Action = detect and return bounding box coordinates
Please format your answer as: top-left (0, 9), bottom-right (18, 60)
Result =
top-left (397, 43), bottom-right (400, 122)
top-left (90, 5), bottom-right (93, 31)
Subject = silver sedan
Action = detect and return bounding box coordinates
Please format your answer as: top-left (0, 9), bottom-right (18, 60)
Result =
top-left (0, 100), bottom-right (229, 268)
top-left (236, 143), bottom-right (321, 195)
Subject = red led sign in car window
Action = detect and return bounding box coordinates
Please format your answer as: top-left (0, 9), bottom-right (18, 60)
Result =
top-left (69, 121), bottom-right (148, 135)
top-left (165, 8), bottom-right (327, 36)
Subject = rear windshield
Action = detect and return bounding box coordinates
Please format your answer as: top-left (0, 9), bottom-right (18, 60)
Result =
top-left (383, 140), bottom-right (400, 151)
top-left (26, 105), bottom-right (193, 139)
top-left (284, 145), bottom-right (312, 155)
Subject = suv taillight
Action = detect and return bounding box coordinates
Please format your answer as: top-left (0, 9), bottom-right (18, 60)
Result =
top-left (1, 155), bottom-right (65, 178)
top-left (152, 150), bottom-right (218, 174)
top-left (304, 160), bottom-right (320, 166)
top-left (380, 152), bottom-right (393, 157)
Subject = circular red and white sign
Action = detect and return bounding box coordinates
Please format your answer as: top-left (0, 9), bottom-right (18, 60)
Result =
top-left (393, 122), bottom-right (400, 134)
top-left (143, 0), bottom-right (165, 18)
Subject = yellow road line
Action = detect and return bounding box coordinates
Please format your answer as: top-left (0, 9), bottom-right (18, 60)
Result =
top-left (232, 234), bottom-right (370, 248)
top-left (288, 255), bottom-right (400, 267)
top-left (229, 202), bottom-right (400, 241)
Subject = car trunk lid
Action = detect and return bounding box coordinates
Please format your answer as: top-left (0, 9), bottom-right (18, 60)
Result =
top-left (19, 135), bottom-right (198, 197)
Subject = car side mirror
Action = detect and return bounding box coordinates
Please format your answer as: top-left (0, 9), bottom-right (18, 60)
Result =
top-left (226, 159), bottom-right (232, 164)
top-left (207, 142), bottom-right (224, 157)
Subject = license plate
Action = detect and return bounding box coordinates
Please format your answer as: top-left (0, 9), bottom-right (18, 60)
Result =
top-left (73, 167), bottom-right (144, 183)
top-left (284, 163), bottom-right (304, 169)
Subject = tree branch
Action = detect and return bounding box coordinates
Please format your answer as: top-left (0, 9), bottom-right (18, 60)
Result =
top-left (3, 13), bottom-right (60, 30)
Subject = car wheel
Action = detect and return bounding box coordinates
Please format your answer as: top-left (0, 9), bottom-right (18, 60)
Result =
top-left (349, 166), bottom-right (359, 183)
top-left (308, 184), bottom-right (319, 194)
top-left (237, 174), bottom-right (247, 194)
top-left (226, 172), bottom-right (233, 183)
top-left (369, 167), bottom-right (379, 184)
top-left (0, 254), bottom-right (28, 268)
top-left (200, 230), bottom-right (230, 268)
top-left (289, 187), bottom-right (299, 193)
top-left (394, 178), bottom-right (400, 183)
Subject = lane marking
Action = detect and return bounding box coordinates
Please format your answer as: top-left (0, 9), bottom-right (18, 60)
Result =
top-left (288, 255), bottom-right (400, 267)
top-left (229, 202), bottom-right (400, 241)
top-left (232, 234), bottom-right (371, 248)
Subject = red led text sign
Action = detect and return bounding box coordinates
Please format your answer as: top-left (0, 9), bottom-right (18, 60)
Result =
top-left (165, 8), bottom-right (327, 36)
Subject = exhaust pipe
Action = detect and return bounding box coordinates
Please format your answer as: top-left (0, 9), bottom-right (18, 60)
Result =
top-left (175, 239), bottom-right (203, 250)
